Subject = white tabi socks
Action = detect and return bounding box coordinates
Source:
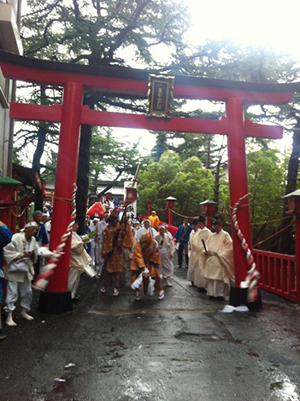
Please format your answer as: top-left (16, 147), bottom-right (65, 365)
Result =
top-left (6, 312), bottom-right (17, 326)
top-left (20, 309), bottom-right (34, 321)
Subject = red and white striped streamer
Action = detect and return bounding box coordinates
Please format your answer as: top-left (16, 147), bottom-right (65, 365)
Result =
top-left (33, 183), bottom-right (77, 291)
top-left (232, 193), bottom-right (261, 302)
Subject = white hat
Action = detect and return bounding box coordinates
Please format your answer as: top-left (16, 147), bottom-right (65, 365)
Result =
top-left (93, 218), bottom-right (100, 222)
top-left (24, 221), bottom-right (38, 229)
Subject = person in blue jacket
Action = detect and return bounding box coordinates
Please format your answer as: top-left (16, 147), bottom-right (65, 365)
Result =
top-left (174, 218), bottom-right (192, 268)
top-left (0, 220), bottom-right (13, 340)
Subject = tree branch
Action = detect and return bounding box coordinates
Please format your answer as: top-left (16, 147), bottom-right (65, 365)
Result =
top-left (108, 0), bottom-right (152, 60)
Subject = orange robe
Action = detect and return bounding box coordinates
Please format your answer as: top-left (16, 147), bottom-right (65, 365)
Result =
top-left (102, 221), bottom-right (133, 274)
top-left (149, 213), bottom-right (160, 230)
top-left (130, 236), bottom-right (162, 291)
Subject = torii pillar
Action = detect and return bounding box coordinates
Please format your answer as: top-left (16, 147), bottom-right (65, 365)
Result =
top-left (39, 82), bottom-right (83, 313)
top-left (226, 98), bottom-right (253, 305)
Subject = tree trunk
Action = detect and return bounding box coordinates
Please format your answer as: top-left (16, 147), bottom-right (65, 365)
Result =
top-left (213, 157), bottom-right (221, 214)
top-left (76, 124), bottom-right (92, 235)
top-left (277, 117), bottom-right (300, 254)
top-left (206, 137), bottom-right (211, 169)
top-left (33, 86), bottom-right (47, 211)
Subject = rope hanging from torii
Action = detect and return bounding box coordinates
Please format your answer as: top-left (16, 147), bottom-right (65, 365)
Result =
top-left (232, 193), bottom-right (261, 303)
top-left (33, 183), bottom-right (77, 291)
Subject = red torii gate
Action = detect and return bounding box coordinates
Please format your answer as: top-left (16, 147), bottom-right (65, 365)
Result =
top-left (1, 50), bottom-right (299, 313)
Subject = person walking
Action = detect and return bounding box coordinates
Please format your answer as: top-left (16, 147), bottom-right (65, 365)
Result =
top-left (187, 218), bottom-right (200, 285)
top-left (155, 225), bottom-right (175, 287)
top-left (174, 218), bottom-right (192, 268)
top-left (100, 212), bottom-right (133, 296)
top-left (202, 219), bottom-right (234, 300)
top-left (130, 233), bottom-right (164, 301)
top-left (149, 210), bottom-right (160, 230)
top-left (3, 222), bottom-right (39, 326)
top-left (193, 216), bottom-right (212, 291)
top-left (68, 220), bottom-right (93, 302)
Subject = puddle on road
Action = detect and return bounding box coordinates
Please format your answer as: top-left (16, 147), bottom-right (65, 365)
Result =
top-left (105, 340), bottom-right (127, 348)
top-left (175, 330), bottom-right (243, 345)
top-left (175, 332), bottom-right (222, 342)
top-left (247, 351), bottom-right (260, 358)
top-left (270, 380), bottom-right (300, 400)
top-left (89, 308), bottom-right (212, 316)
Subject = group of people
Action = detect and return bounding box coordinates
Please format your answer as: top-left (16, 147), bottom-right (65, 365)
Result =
top-left (84, 209), bottom-right (171, 301)
top-left (0, 206), bottom-right (235, 340)
top-left (175, 216), bottom-right (235, 301)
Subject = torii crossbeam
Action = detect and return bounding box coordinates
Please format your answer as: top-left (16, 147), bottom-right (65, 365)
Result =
top-left (1, 49), bottom-right (299, 313)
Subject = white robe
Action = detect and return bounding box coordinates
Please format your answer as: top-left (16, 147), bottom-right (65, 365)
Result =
top-left (68, 231), bottom-right (93, 298)
top-left (193, 227), bottom-right (212, 288)
top-left (89, 222), bottom-right (98, 264)
top-left (202, 229), bottom-right (235, 298)
top-left (155, 233), bottom-right (175, 278)
top-left (135, 227), bottom-right (158, 242)
top-left (3, 232), bottom-right (39, 283)
top-left (187, 229), bottom-right (200, 282)
top-left (70, 232), bottom-right (92, 273)
top-left (95, 219), bottom-right (108, 270)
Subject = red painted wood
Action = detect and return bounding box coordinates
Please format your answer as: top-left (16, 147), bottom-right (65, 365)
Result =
top-left (254, 249), bottom-right (297, 302)
top-left (226, 97), bottom-right (252, 286)
top-left (244, 119), bottom-right (283, 139)
top-left (81, 108), bottom-right (229, 134)
top-left (173, 85), bottom-right (293, 104)
top-left (10, 103), bottom-right (62, 122)
top-left (167, 208), bottom-right (173, 226)
top-left (295, 214), bottom-right (300, 303)
top-left (46, 82), bottom-right (83, 293)
top-left (10, 103), bottom-right (284, 141)
top-left (0, 61), bottom-right (295, 103)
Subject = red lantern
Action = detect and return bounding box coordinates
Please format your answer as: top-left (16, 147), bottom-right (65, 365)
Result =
top-left (200, 200), bottom-right (218, 216)
top-left (165, 196), bottom-right (176, 209)
top-left (165, 196), bottom-right (177, 226)
top-left (282, 189), bottom-right (300, 215)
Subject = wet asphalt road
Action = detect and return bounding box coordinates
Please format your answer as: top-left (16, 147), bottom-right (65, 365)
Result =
top-left (1, 262), bottom-right (300, 401)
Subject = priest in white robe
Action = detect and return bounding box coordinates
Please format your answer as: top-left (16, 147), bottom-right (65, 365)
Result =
top-left (202, 219), bottom-right (234, 300)
top-left (193, 216), bottom-right (212, 290)
top-left (187, 219), bottom-right (201, 285)
top-left (68, 220), bottom-right (93, 302)
top-left (155, 225), bottom-right (175, 287)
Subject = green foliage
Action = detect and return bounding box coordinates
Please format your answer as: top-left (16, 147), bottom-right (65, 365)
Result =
top-left (247, 146), bottom-right (287, 245)
top-left (138, 151), bottom-right (215, 224)
top-left (22, 0), bottom-right (191, 70)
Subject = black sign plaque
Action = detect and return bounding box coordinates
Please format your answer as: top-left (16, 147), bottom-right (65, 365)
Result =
top-left (146, 74), bottom-right (174, 119)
